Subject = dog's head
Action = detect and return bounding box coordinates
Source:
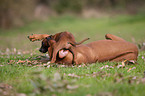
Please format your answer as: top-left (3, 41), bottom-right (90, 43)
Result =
top-left (39, 35), bottom-right (56, 53)
top-left (39, 38), bottom-right (49, 53)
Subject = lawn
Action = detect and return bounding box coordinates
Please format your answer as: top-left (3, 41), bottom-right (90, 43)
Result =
top-left (0, 14), bottom-right (145, 96)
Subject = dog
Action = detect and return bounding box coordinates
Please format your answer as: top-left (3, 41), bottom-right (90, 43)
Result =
top-left (38, 31), bottom-right (89, 63)
top-left (40, 36), bottom-right (73, 65)
top-left (41, 34), bottom-right (138, 65)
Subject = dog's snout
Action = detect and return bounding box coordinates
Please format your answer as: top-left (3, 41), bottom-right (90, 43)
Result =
top-left (39, 48), bottom-right (47, 53)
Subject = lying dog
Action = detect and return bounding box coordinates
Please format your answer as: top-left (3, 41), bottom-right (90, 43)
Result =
top-left (41, 34), bottom-right (138, 65)
top-left (41, 36), bottom-right (74, 65)
top-left (37, 31), bottom-right (89, 63)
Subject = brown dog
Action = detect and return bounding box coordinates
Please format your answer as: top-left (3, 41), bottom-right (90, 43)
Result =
top-left (44, 34), bottom-right (138, 65)
top-left (38, 31), bottom-right (89, 63)
top-left (48, 32), bottom-right (89, 63)
top-left (43, 36), bottom-right (73, 65)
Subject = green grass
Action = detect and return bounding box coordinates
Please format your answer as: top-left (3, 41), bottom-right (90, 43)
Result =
top-left (0, 14), bottom-right (145, 96)
top-left (0, 52), bottom-right (145, 96)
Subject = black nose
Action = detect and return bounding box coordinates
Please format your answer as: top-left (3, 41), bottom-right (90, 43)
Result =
top-left (27, 36), bottom-right (29, 38)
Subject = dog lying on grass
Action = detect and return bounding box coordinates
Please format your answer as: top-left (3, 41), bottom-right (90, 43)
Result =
top-left (38, 34), bottom-right (138, 65)
top-left (28, 32), bottom-right (138, 65)
top-left (28, 31), bottom-right (89, 64)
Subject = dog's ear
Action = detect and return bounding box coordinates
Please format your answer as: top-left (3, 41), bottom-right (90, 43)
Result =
top-left (46, 35), bottom-right (52, 41)
top-left (46, 35), bottom-right (56, 45)
top-left (46, 37), bottom-right (51, 41)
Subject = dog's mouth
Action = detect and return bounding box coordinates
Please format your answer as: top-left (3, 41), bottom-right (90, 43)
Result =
top-left (58, 49), bottom-right (69, 58)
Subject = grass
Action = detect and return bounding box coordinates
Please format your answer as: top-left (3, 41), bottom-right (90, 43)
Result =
top-left (0, 52), bottom-right (145, 96)
top-left (0, 14), bottom-right (145, 96)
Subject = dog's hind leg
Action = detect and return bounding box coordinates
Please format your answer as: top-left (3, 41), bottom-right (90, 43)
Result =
top-left (105, 34), bottom-right (126, 41)
top-left (110, 52), bottom-right (138, 62)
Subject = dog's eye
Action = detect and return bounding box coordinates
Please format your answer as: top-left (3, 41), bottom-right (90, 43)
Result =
top-left (67, 42), bottom-right (70, 44)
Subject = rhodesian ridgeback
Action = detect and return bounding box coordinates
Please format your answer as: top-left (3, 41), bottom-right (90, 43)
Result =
top-left (28, 31), bottom-right (89, 63)
top-left (41, 34), bottom-right (138, 65)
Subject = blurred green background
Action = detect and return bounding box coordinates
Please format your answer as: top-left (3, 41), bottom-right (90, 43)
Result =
top-left (0, 0), bottom-right (145, 51)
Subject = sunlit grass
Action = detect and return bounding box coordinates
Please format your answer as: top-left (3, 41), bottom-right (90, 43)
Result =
top-left (0, 52), bottom-right (145, 96)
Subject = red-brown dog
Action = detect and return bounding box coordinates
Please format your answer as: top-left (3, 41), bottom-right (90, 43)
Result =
top-left (43, 34), bottom-right (138, 65)
top-left (33, 32), bottom-right (89, 63)
top-left (47, 32), bottom-right (89, 63)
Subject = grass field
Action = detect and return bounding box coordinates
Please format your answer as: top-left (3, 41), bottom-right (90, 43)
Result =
top-left (0, 14), bottom-right (145, 96)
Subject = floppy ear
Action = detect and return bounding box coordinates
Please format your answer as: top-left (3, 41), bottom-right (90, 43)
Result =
top-left (46, 35), bottom-right (53, 41)
top-left (46, 37), bottom-right (51, 41)
top-left (46, 36), bottom-right (56, 46)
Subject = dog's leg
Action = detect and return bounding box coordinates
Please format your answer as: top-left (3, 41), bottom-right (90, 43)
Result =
top-left (28, 34), bottom-right (50, 42)
top-left (110, 52), bottom-right (138, 62)
top-left (68, 48), bottom-right (76, 65)
top-left (105, 34), bottom-right (126, 41)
